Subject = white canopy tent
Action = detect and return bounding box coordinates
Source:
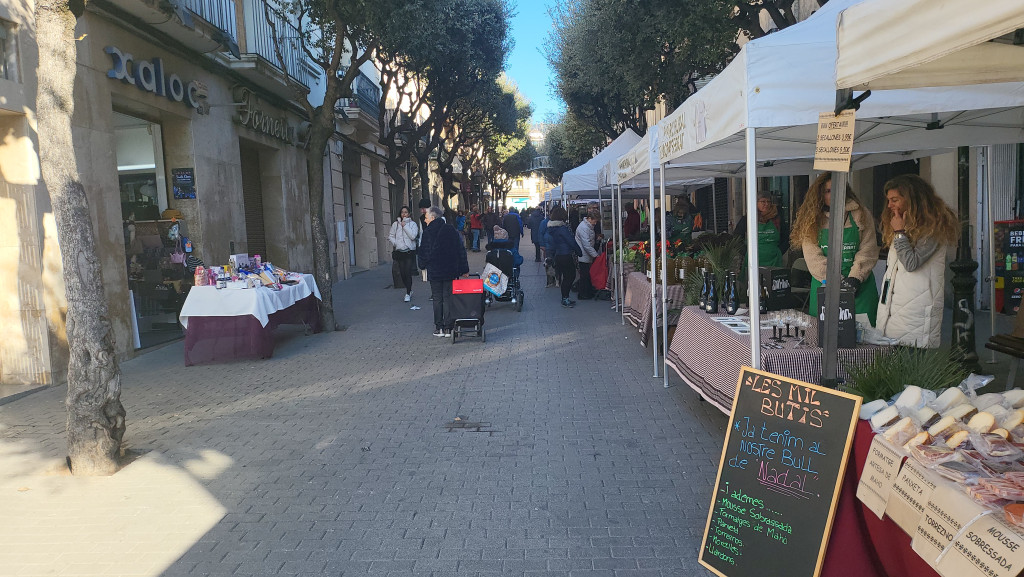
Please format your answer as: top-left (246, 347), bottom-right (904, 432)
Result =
top-left (561, 129), bottom-right (641, 195)
top-left (645, 0), bottom-right (1024, 379)
top-left (836, 0), bottom-right (1024, 91)
top-left (835, 0), bottom-right (1024, 369)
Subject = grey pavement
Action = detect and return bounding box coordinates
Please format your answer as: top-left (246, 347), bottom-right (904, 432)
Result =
top-left (0, 237), bottom-right (727, 577)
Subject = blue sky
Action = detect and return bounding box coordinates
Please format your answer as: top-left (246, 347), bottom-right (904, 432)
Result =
top-left (506, 0), bottom-right (563, 123)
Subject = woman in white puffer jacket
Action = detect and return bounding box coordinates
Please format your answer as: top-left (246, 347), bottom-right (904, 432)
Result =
top-left (388, 206), bottom-right (419, 301)
top-left (875, 175), bottom-right (959, 348)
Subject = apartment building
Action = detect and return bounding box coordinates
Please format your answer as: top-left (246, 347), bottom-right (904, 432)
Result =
top-left (0, 0), bottom-right (391, 385)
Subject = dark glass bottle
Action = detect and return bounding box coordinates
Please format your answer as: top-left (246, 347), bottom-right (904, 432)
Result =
top-left (724, 272), bottom-right (740, 315)
top-left (759, 278), bottom-right (770, 314)
top-left (698, 268), bottom-right (709, 310)
top-left (705, 272), bottom-right (719, 314)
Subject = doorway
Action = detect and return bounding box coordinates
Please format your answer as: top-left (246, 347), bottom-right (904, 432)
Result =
top-left (115, 111), bottom-right (184, 349)
top-left (239, 143), bottom-right (267, 259)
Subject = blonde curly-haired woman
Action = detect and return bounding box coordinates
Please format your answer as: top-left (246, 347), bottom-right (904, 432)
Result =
top-left (791, 173), bottom-right (880, 325)
top-left (875, 174), bottom-right (959, 348)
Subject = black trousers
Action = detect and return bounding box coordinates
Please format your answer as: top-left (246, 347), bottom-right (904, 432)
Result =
top-left (534, 242), bottom-right (542, 261)
top-left (395, 251), bottom-right (416, 293)
top-left (429, 279), bottom-right (453, 330)
top-left (554, 254), bottom-right (576, 300)
top-left (577, 260), bottom-right (595, 299)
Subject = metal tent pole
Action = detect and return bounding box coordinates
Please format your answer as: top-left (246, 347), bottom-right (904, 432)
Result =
top-left (660, 162), bottom-right (670, 387)
top-left (745, 127), bottom-right (761, 369)
top-left (987, 146), bottom-right (997, 364)
top-left (617, 183), bottom-right (626, 323)
top-left (649, 166), bottom-right (659, 377)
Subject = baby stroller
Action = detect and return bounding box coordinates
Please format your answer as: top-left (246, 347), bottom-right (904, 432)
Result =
top-left (484, 240), bottom-right (524, 312)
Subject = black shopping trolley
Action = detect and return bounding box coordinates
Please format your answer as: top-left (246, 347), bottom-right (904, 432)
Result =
top-left (450, 277), bottom-right (485, 343)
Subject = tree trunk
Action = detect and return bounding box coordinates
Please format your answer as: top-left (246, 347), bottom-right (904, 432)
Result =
top-left (417, 156), bottom-right (431, 203)
top-left (36, 0), bottom-right (125, 476)
top-left (305, 108), bottom-right (337, 331)
top-left (386, 163), bottom-right (406, 209)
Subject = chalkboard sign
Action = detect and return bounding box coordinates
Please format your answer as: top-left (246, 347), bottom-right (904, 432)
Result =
top-left (699, 367), bottom-right (861, 577)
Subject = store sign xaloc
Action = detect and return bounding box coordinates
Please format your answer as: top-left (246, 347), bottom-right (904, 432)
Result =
top-left (105, 46), bottom-right (206, 111)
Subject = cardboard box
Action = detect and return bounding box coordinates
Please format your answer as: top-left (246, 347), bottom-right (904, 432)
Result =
top-left (817, 285), bottom-right (857, 348)
top-left (758, 267), bottom-right (791, 311)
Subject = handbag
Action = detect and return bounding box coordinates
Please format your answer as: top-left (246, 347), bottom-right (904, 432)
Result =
top-left (170, 239), bottom-right (186, 265)
top-left (481, 263), bottom-right (508, 296)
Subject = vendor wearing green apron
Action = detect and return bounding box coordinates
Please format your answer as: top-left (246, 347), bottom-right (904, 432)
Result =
top-left (735, 191), bottom-right (789, 268)
top-left (792, 173), bottom-right (880, 325)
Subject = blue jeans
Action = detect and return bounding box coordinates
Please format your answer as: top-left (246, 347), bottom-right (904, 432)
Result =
top-left (472, 229), bottom-right (480, 250)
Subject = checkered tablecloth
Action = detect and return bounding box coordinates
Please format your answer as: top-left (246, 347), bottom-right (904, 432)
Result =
top-left (666, 306), bottom-right (889, 415)
top-left (622, 273), bottom-right (686, 346)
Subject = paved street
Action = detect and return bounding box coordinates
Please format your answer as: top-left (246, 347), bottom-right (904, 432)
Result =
top-left (0, 239), bottom-right (728, 577)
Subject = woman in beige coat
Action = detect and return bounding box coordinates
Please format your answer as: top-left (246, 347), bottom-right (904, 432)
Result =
top-left (791, 173), bottom-right (880, 325)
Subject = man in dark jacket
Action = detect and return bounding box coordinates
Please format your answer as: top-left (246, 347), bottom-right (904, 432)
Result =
top-left (544, 206), bottom-right (582, 308)
top-left (481, 207), bottom-right (499, 245)
top-left (502, 208), bottom-right (523, 252)
top-left (418, 206), bottom-right (469, 336)
top-left (527, 207), bottom-right (544, 262)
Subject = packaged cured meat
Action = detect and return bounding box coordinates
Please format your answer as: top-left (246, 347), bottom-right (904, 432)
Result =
top-left (937, 460), bottom-right (988, 485)
top-left (909, 443), bottom-right (960, 466)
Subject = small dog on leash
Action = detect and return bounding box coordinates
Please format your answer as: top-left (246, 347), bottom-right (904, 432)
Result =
top-left (544, 257), bottom-right (557, 287)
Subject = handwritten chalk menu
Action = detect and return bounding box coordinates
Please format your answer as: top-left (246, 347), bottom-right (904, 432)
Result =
top-left (699, 367), bottom-right (861, 577)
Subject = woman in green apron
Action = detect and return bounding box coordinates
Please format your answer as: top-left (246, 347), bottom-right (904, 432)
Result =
top-left (792, 173), bottom-right (880, 325)
top-left (735, 191), bottom-right (789, 268)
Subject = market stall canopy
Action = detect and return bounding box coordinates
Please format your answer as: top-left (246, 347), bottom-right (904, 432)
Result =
top-left (561, 129), bottom-right (641, 194)
top-left (612, 125), bottom-right (712, 193)
top-left (836, 0), bottom-right (1024, 90)
top-left (655, 0), bottom-right (1024, 173)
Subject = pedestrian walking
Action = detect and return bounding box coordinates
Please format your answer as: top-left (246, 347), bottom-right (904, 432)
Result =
top-left (387, 206), bottom-right (419, 302)
top-left (527, 207), bottom-right (544, 262)
top-left (418, 206), bottom-right (469, 337)
top-left (544, 207), bottom-right (582, 308)
top-left (575, 212), bottom-right (600, 300)
top-left (469, 207), bottom-right (483, 252)
top-left (502, 207), bottom-right (523, 252)
top-left (482, 206), bottom-right (499, 245)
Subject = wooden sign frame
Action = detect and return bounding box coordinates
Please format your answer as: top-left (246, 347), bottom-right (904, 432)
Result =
top-left (699, 367), bottom-right (862, 577)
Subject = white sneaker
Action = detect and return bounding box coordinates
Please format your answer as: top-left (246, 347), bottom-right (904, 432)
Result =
top-left (404, 293), bottom-right (411, 302)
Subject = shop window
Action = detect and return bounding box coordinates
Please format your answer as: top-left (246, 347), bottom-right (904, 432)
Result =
top-left (0, 19), bottom-right (18, 82)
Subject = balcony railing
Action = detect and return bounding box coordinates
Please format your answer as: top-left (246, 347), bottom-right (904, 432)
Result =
top-left (339, 71), bottom-right (381, 118)
top-left (181, 0), bottom-right (237, 39)
top-left (242, 0), bottom-right (317, 88)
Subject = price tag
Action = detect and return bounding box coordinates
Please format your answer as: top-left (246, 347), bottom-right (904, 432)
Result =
top-left (913, 484), bottom-right (987, 568)
top-left (886, 458), bottom-right (939, 535)
top-left (937, 514), bottom-right (1024, 577)
top-left (856, 436), bottom-right (904, 518)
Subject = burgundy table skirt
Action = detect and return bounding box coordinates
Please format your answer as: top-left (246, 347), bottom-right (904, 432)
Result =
top-left (183, 295), bottom-right (321, 365)
top-left (819, 420), bottom-right (940, 577)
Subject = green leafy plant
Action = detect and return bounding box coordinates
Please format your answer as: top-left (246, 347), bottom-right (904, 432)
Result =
top-left (841, 347), bottom-right (970, 403)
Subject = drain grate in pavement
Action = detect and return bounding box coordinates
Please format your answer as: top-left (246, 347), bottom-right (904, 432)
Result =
top-left (444, 416), bottom-right (497, 433)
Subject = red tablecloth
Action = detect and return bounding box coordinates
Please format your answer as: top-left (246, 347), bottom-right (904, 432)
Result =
top-left (183, 294), bottom-right (321, 365)
top-left (820, 420), bottom-right (941, 577)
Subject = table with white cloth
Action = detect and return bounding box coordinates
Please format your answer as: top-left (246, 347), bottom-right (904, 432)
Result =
top-left (178, 274), bottom-right (322, 365)
top-left (666, 306), bottom-right (889, 414)
top-left (621, 272), bottom-right (686, 347)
